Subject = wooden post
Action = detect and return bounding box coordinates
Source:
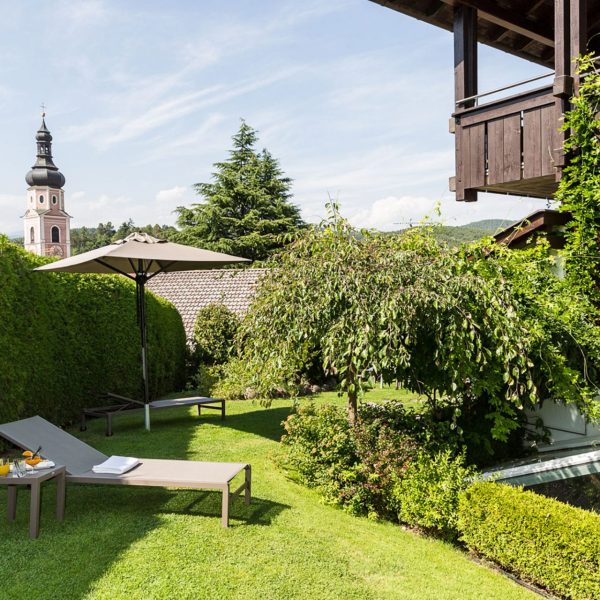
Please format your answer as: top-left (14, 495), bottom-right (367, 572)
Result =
top-left (553, 0), bottom-right (571, 175)
top-left (454, 5), bottom-right (478, 202)
top-left (570, 0), bottom-right (587, 91)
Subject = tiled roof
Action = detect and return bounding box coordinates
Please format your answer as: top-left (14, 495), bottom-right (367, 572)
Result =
top-left (147, 268), bottom-right (268, 340)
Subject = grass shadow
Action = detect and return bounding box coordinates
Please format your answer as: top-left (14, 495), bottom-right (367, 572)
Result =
top-left (217, 405), bottom-right (293, 442)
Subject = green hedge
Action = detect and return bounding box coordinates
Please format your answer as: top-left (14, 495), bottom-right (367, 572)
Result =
top-left (458, 481), bottom-right (600, 599)
top-left (0, 238), bottom-right (186, 426)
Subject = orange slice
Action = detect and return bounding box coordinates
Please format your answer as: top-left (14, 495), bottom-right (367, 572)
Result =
top-left (22, 450), bottom-right (33, 458)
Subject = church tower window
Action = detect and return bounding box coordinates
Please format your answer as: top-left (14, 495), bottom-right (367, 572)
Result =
top-left (51, 226), bottom-right (60, 243)
top-left (52, 195), bottom-right (57, 205)
top-left (39, 195), bottom-right (44, 203)
top-left (30, 227), bottom-right (35, 243)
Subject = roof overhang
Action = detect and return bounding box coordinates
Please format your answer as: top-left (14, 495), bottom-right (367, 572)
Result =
top-left (493, 209), bottom-right (572, 249)
top-left (370, 0), bottom-right (600, 69)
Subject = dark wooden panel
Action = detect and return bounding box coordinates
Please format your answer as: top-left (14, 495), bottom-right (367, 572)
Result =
top-left (468, 123), bottom-right (486, 187)
top-left (455, 123), bottom-right (466, 200)
top-left (523, 109), bottom-right (542, 179)
top-left (540, 105), bottom-right (555, 176)
top-left (463, 125), bottom-right (472, 189)
top-left (487, 118), bottom-right (505, 184)
top-left (503, 115), bottom-right (521, 182)
top-left (459, 88), bottom-right (553, 126)
top-left (478, 175), bottom-right (558, 198)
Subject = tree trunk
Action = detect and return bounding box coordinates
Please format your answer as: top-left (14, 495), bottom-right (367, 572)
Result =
top-left (347, 389), bottom-right (358, 424)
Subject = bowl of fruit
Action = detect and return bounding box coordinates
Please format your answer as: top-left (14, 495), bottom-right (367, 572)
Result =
top-left (23, 447), bottom-right (42, 468)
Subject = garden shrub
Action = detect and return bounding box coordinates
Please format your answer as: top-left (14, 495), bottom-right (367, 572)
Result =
top-left (193, 364), bottom-right (224, 396)
top-left (280, 403), bottom-right (357, 503)
top-left (0, 238), bottom-right (186, 427)
top-left (280, 401), bottom-right (426, 519)
top-left (458, 481), bottom-right (600, 599)
top-left (193, 303), bottom-right (239, 365)
top-left (394, 450), bottom-right (474, 539)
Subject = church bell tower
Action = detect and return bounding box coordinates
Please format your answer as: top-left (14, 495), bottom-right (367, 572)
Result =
top-left (23, 113), bottom-right (71, 257)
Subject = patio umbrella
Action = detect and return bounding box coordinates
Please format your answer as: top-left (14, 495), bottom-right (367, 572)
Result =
top-left (35, 232), bottom-right (250, 430)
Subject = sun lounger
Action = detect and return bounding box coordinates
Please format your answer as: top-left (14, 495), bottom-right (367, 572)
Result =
top-left (0, 416), bottom-right (250, 527)
top-left (80, 393), bottom-right (226, 436)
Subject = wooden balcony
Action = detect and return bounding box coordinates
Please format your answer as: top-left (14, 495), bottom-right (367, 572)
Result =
top-left (453, 84), bottom-right (560, 200)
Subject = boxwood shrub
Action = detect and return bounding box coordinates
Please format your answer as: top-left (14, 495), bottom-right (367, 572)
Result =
top-left (458, 481), bottom-right (600, 599)
top-left (0, 238), bottom-right (186, 427)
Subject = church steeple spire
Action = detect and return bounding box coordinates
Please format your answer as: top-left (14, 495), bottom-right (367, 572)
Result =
top-left (25, 114), bottom-right (66, 189)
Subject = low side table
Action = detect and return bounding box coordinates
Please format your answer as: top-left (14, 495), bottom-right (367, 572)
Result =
top-left (1, 465), bottom-right (66, 539)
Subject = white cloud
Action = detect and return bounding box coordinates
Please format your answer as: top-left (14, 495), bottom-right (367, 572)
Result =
top-left (347, 193), bottom-right (552, 232)
top-left (156, 186), bottom-right (187, 204)
top-left (350, 195), bottom-right (437, 230)
top-left (65, 70), bottom-right (301, 151)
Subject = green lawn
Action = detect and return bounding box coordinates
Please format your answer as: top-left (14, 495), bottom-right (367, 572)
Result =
top-left (0, 396), bottom-right (534, 600)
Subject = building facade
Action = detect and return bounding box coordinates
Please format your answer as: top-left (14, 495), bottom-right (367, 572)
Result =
top-left (23, 116), bottom-right (71, 257)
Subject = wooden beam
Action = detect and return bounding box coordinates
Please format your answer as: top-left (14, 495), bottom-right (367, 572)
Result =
top-left (423, 0), bottom-right (444, 18)
top-left (454, 5), bottom-right (478, 105)
top-left (554, 0), bottom-right (570, 173)
top-left (454, 5), bottom-right (478, 201)
top-left (442, 0), bottom-right (554, 47)
top-left (570, 0), bottom-right (587, 89)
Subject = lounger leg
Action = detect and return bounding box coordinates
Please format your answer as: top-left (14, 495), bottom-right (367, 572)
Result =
top-left (80, 412), bottom-right (87, 432)
top-left (56, 472), bottom-right (65, 522)
top-left (197, 404), bottom-right (202, 416)
top-left (245, 465), bottom-right (251, 505)
top-left (106, 414), bottom-right (113, 437)
top-left (30, 481), bottom-right (41, 539)
top-left (221, 485), bottom-right (229, 528)
top-left (221, 400), bottom-right (225, 421)
top-left (7, 485), bottom-right (17, 521)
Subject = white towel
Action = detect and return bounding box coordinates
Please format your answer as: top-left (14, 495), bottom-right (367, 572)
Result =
top-left (25, 460), bottom-right (56, 471)
top-left (92, 456), bottom-right (140, 475)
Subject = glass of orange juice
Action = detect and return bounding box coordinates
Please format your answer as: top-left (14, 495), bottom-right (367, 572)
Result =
top-left (0, 459), bottom-right (10, 477)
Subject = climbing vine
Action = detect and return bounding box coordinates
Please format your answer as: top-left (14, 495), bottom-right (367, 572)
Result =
top-left (557, 53), bottom-right (600, 300)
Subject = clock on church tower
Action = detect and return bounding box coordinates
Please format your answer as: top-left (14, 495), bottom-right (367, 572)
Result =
top-left (23, 113), bottom-right (71, 257)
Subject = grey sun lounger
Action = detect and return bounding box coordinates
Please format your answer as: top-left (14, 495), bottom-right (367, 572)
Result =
top-left (0, 416), bottom-right (250, 527)
top-left (81, 393), bottom-right (226, 436)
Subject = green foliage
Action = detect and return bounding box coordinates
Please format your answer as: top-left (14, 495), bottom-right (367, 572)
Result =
top-left (280, 403), bottom-right (357, 502)
top-left (226, 203), bottom-right (544, 442)
top-left (557, 54), bottom-right (600, 301)
top-left (192, 363), bottom-right (224, 396)
top-left (281, 402), bottom-right (424, 520)
top-left (469, 239), bottom-right (600, 427)
top-left (71, 221), bottom-right (178, 255)
top-left (174, 121), bottom-right (305, 261)
top-left (0, 237), bottom-right (186, 427)
top-left (193, 303), bottom-right (240, 365)
top-left (458, 482), bottom-right (600, 599)
top-left (394, 450), bottom-right (475, 540)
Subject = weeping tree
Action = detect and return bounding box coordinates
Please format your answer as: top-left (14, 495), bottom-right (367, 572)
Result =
top-left (224, 206), bottom-right (569, 442)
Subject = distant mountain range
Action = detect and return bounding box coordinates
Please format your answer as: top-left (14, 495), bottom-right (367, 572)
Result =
top-left (386, 218), bottom-right (513, 247)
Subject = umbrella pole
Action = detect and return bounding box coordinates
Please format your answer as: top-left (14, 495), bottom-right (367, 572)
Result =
top-left (136, 274), bottom-right (151, 431)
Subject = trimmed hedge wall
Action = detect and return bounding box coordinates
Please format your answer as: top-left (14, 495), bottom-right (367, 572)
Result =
top-left (0, 238), bottom-right (186, 426)
top-left (458, 481), bottom-right (600, 600)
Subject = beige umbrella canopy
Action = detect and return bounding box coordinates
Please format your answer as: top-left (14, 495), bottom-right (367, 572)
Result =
top-left (36, 232), bottom-right (250, 430)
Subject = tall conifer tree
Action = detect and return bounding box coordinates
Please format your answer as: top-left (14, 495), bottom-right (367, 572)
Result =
top-left (175, 121), bottom-right (304, 261)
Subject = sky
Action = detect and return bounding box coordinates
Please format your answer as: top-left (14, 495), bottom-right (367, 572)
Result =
top-left (0, 0), bottom-right (555, 238)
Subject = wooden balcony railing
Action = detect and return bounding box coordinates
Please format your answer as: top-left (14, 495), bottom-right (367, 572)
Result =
top-left (453, 84), bottom-right (560, 200)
